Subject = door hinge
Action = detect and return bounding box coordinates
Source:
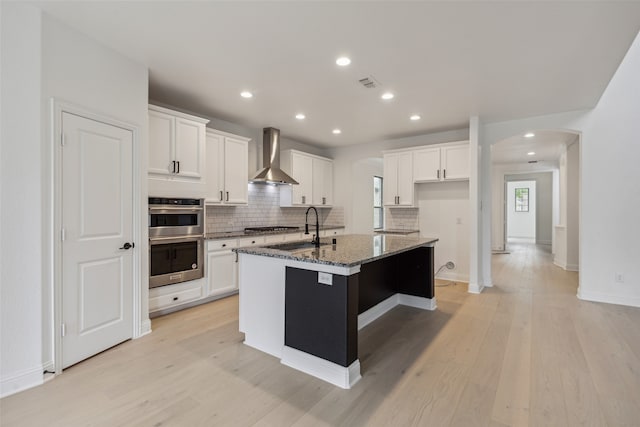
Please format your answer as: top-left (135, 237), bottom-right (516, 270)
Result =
top-left (61, 228), bottom-right (66, 241)
top-left (61, 323), bottom-right (66, 337)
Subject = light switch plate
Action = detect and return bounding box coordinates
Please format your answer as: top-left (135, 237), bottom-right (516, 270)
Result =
top-left (318, 272), bottom-right (333, 286)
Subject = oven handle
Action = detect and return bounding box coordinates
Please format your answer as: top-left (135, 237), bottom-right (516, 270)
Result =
top-left (149, 235), bottom-right (204, 245)
top-left (149, 206), bottom-right (203, 213)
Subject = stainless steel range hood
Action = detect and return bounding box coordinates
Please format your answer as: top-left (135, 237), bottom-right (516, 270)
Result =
top-left (250, 127), bottom-right (299, 185)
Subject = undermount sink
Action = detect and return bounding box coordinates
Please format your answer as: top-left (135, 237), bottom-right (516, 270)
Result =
top-left (266, 241), bottom-right (329, 252)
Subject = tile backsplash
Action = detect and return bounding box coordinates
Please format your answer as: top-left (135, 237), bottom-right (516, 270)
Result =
top-left (384, 207), bottom-right (419, 230)
top-left (206, 184), bottom-right (344, 233)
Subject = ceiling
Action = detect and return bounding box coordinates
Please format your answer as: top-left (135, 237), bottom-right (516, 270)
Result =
top-left (491, 130), bottom-right (577, 165)
top-left (33, 1), bottom-right (640, 148)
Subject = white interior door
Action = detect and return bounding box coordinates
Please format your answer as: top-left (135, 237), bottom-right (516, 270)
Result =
top-left (61, 112), bottom-right (134, 369)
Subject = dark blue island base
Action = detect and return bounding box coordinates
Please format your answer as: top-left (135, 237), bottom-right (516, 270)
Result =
top-left (285, 246), bottom-right (435, 369)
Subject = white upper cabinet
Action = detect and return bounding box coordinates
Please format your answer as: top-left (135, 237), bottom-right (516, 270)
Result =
top-left (148, 105), bottom-right (208, 179)
top-left (383, 151), bottom-right (414, 207)
top-left (205, 129), bottom-right (250, 205)
top-left (148, 105), bottom-right (209, 198)
top-left (312, 157), bottom-right (333, 206)
top-left (413, 147), bottom-right (441, 182)
top-left (280, 150), bottom-right (333, 207)
top-left (413, 141), bottom-right (469, 182)
top-left (441, 144), bottom-right (470, 181)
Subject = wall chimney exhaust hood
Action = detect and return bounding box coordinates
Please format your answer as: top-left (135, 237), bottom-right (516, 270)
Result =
top-left (250, 127), bottom-right (299, 185)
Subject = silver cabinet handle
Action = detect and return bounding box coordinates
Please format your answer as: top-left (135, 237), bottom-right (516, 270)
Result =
top-left (226, 191), bottom-right (229, 201)
top-left (443, 169), bottom-right (446, 179)
top-left (176, 161), bottom-right (180, 174)
top-left (220, 190), bottom-right (223, 201)
top-left (302, 195), bottom-right (306, 204)
top-left (437, 169), bottom-right (440, 179)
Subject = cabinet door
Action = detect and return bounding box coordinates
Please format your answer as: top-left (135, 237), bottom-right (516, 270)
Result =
top-left (291, 152), bottom-right (313, 205)
top-left (205, 132), bottom-right (225, 203)
top-left (383, 154), bottom-right (398, 206)
top-left (224, 137), bottom-right (249, 205)
top-left (148, 109), bottom-right (175, 176)
top-left (413, 147), bottom-right (441, 182)
top-left (208, 250), bottom-right (237, 296)
top-left (312, 158), bottom-right (333, 206)
top-left (396, 152), bottom-right (414, 206)
top-left (442, 145), bottom-right (469, 180)
top-left (174, 117), bottom-right (205, 179)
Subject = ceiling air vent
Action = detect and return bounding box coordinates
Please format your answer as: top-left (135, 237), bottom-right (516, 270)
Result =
top-left (528, 160), bottom-right (538, 164)
top-left (358, 75), bottom-right (380, 89)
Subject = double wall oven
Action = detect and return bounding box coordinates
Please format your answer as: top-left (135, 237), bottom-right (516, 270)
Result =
top-left (149, 198), bottom-right (204, 288)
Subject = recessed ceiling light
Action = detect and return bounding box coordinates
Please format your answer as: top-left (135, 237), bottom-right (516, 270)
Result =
top-left (240, 91), bottom-right (253, 98)
top-left (295, 113), bottom-right (306, 120)
top-left (332, 129), bottom-right (342, 135)
top-left (527, 151), bottom-right (536, 156)
top-left (524, 132), bottom-right (535, 138)
top-left (381, 92), bottom-right (394, 100)
top-left (410, 114), bottom-right (421, 121)
top-left (336, 57), bottom-right (351, 66)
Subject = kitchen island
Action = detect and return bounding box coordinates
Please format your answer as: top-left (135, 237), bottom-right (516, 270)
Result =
top-left (236, 234), bottom-right (438, 388)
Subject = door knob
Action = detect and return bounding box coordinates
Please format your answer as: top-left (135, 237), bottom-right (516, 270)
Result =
top-left (119, 242), bottom-right (134, 250)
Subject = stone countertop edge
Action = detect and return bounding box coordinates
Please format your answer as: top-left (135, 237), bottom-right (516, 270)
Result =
top-left (206, 225), bottom-right (345, 240)
top-left (235, 234), bottom-right (439, 268)
top-left (375, 229), bottom-right (420, 235)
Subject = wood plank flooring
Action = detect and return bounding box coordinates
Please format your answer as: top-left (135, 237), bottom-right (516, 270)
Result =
top-left (2, 242), bottom-right (640, 426)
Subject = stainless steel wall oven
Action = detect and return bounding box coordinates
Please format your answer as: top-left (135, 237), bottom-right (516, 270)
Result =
top-left (149, 198), bottom-right (204, 288)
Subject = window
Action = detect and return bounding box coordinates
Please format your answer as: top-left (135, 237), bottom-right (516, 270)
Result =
top-left (515, 187), bottom-right (529, 212)
top-left (373, 176), bottom-right (383, 229)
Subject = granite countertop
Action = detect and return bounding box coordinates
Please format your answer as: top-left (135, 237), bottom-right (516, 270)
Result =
top-left (206, 225), bottom-right (345, 240)
top-left (235, 234), bottom-right (438, 267)
top-left (375, 229), bottom-right (420, 235)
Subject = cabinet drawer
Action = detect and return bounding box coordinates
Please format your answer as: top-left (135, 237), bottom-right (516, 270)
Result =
top-left (149, 286), bottom-right (202, 311)
top-left (207, 239), bottom-right (238, 251)
top-left (236, 236), bottom-right (265, 247)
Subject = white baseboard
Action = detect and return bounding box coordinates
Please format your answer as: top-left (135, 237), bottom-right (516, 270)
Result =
top-left (357, 295), bottom-right (398, 330)
top-left (397, 294), bottom-right (437, 311)
top-left (577, 288), bottom-right (640, 308)
top-left (1, 365), bottom-right (44, 398)
top-left (137, 319), bottom-right (152, 338)
top-left (436, 271), bottom-right (468, 283)
top-left (554, 259), bottom-right (579, 272)
top-left (357, 293), bottom-right (437, 330)
top-left (565, 263), bottom-right (579, 272)
top-left (281, 346), bottom-right (361, 389)
top-left (468, 282), bottom-right (484, 294)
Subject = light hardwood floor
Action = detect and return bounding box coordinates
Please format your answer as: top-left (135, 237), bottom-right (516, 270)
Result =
top-left (2, 242), bottom-right (640, 426)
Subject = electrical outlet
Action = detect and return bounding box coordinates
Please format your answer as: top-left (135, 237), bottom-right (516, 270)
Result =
top-left (615, 272), bottom-right (624, 283)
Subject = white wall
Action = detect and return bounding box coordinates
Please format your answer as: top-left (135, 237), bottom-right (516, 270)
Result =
top-left (417, 182), bottom-right (470, 282)
top-left (481, 30), bottom-right (640, 307)
top-left (0, 2), bottom-right (44, 397)
top-left (566, 142), bottom-right (580, 270)
top-left (0, 4), bottom-right (149, 397)
top-left (506, 180), bottom-right (536, 239)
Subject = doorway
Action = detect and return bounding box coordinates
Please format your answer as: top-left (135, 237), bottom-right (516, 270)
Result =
top-left (505, 180), bottom-right (537, 248)
top-left (53, 104), bottom-right (139, 372)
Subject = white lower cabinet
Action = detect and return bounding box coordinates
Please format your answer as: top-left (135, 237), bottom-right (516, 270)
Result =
top-left (207, 239), bottom-right (237, 297)
top-left (149, 279), bottom-right (204, 314)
